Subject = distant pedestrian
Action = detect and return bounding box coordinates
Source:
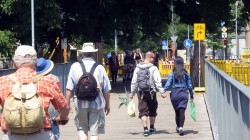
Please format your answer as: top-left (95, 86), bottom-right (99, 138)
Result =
top-left (130, 51), bottom-right (165, 137)
top-left (108, 51), bottom-right (119, 83)
top-left (124, 51), bottom-right (135, 65)
top-left (134, 49), bottom-right (143, 64)
top-left (66, 42), bottom-right (111, 140)
top-left (0, 45), bottom-right (70, 140)
top-left (161, 56), bottom-right (194, 136)
top-left (153, 51), bottom-right (159, 67)
top-left (35, 57), bottom-right (61, 140)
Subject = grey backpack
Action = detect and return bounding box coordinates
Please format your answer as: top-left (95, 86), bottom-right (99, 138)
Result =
top-left (137, 67), bottom-right (151, 91)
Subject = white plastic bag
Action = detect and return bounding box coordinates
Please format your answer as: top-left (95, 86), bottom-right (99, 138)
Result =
top-left (127, 100), bottom-right (136, 117)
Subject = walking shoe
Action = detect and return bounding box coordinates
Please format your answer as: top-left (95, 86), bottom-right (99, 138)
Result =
top-left (176, 127), bottom-right (179, 133)
top-left (143, 129), bottom-right (150, 137)
top-left (179, 128), bottom-right (184, 136)
top-left (149, 128), bottom-right (156, 134)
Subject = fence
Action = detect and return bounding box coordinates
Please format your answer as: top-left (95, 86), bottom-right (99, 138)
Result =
top-left (205, 59), bottom-right (250, 140)
top-left (210, 60), bottom-right (250, 87)
top-left (158, 61), bottom-right (190, 78)
top-left (0, 62), bottom-right (72, 95)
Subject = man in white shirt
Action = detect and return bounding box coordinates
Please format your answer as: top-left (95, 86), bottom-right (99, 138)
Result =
top-left (66, 42), bottom-right (111, 140)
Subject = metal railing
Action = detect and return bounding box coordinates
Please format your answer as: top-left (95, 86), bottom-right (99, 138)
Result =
top-left (205, 59), bottom-right (250, 140)
top-left (0, 62), bottom-right (72, 95)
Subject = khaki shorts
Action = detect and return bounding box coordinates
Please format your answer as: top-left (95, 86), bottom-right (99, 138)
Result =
top-left (74, 108), bottom-right (105, 136)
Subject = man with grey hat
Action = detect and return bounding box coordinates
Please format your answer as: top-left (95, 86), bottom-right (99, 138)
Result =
top-left (66, 42), bottom-right (111, 140)
top-left (0, 45), bottom-right (70, 140)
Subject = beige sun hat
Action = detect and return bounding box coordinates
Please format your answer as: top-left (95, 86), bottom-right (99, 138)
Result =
top-left (78, 42), bottom-right (98, 53)
top-left (14, 45), bottom-right (37, 57)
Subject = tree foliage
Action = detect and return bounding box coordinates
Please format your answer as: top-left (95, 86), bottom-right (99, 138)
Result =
top-left (0, 0), bottom-right (249, 56)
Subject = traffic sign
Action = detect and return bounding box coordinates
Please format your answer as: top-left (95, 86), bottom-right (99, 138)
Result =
top-left (222, 32), bottom-right (227, 38)
top-left (162, 40), bottom-right (167, 46)
top-left (221, 27), bottom-right (227, 32)
top-left (162, 40), bottom-right (168, 50)
top-left (194, 23), bottom-right (206, 40)
top-left (171, 35), bottom-right (178, 42)
top-left (183, 39), bottom-right (192, 48)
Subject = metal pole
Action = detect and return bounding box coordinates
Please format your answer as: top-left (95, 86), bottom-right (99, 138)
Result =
top-left (114, 19), bottom-right (117, 55)
top-left (115, 29), bottom-right (117, 55)
top-left (31, 0), bottom-right (35, 47)
top-left (187, 25), bottom-right (190, 63)
top-left (199, 40), bottom-right (201, 87)
top-left (235, 1), bottom-right (239, 62)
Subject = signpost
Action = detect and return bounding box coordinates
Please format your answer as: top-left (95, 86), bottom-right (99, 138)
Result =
top-left (184, 39), bottom-right (192, 64)
top-left (221, 26), bottom-right (227, 60)
top-left (194, 23), bottom-right (206, 87)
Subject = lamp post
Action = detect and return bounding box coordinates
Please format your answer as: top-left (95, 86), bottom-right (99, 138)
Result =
top-left (114, 19), bottom-right (117, 55)
top-left (31, 0), bottom-right (35, 48)
top-left (235, 1), bottom-right (239, 62)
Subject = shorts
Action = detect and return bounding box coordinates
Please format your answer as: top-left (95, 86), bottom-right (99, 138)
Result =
top-left (137, 91), bottom-right (158, 118)
top-left (74, 108), bottom-right (105, 135)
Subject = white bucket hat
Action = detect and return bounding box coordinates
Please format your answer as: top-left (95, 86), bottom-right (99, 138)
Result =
top-left (78, 42), bottom-right (98, 53)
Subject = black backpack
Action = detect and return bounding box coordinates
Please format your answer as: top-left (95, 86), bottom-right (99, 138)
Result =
top-left (137, 67), bottom-right (151, 91)
top-left (75, 62), bottom-right (99, 101)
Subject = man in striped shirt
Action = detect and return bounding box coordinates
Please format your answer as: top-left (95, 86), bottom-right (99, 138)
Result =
top-left (66, 42), bottom-right (111, 140)
top-left (0, 45), bottom-right (70, 140)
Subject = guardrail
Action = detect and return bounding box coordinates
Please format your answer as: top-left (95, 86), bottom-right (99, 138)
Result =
top-left (205, 59), bottom-right (250, 140)
top-left (0, 62), bottom-right (72, 95)
top-left (210, 60), bottom-right (250, 87)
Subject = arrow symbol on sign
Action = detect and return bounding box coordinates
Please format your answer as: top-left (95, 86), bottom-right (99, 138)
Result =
top-left (197, 31), bottom-right (202, 38)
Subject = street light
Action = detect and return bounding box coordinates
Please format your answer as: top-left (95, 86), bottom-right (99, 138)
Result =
top-left (31, 0), bottom-right (35, 47)
top-left (235, 0), bottom-right (239, 62)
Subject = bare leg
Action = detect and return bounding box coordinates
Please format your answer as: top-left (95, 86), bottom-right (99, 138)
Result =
top-left (141, 116), bottom-right (148, 128)
top-left (90, 135), bottom-right (99, 140)
top-left (78, 130), bottom-right (88, 140)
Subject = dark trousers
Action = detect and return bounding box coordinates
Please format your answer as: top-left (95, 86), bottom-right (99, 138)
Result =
top-left (175, 108), bottom-right (185, 127)
top-left (111, 70), bottom-right (118, 82)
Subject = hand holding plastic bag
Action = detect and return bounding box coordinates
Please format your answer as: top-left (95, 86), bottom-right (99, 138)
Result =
top-left (127, 100), bottom-right (136, 117)
top-left (189, 100), bottom-right (196, 121)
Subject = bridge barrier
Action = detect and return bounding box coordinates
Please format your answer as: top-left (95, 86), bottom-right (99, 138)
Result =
top-left (205, 59), bottom-right (250, 140)
top-left (210, 59), bottom-right (250, 87)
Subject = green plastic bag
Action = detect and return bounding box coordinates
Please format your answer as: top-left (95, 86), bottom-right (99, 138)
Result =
top-left (189, 100), bottom-right (196, 121)
top-left (127, 100), bottom-right (136, 117)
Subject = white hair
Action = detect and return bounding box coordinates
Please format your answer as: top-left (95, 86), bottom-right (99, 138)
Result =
top-left (14, 55), bottom-right (37, 68)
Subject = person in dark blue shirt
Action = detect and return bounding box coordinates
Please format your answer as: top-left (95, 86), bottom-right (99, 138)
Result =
top-left (162, 56), bottom-right (194, 136)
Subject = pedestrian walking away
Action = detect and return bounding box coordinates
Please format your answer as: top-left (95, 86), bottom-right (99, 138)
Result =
top-left (108, 51), bottom-right (119, 83)
top-left (35, 57), bottom-right (61, 140)
top-left (0, 45), bottom-right (70, 140)
top-left (130, 51), bottom-right (165, 137)
top-left (66, 42), bottom-right (111, 140)
top-left (161, 56), bottom-right (194, 136)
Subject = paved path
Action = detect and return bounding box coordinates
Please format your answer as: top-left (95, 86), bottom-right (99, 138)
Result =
top-left (0, 80), bottom-right (214, 140)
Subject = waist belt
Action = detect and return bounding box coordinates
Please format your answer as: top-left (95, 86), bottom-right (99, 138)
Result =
top-left (10, 128), bottom-right (51, 136)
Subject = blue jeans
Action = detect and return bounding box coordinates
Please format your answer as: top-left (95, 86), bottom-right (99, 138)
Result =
top-left (51, 124), bottom-right (60, 140)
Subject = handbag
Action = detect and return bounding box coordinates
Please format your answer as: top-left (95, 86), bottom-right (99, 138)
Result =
top-left (189, 100), bottom-right (196, 121)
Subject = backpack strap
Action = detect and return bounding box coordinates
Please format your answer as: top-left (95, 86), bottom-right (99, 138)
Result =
top-left (32, 74), bottom-right (43, 84)
top-left (89, 63), bottom-right (99, 75)
top-left (79, 61), bottom-right (99, 74)
top-left (79, 61), bottom-right (87, 74)
top-left (7, 74), bottom-right (19, 84)
top-left (8, 74), bottom-right (43, 84)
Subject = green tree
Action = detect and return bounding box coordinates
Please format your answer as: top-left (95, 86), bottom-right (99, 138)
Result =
top-left (0, 30), bottom-right (16, 57)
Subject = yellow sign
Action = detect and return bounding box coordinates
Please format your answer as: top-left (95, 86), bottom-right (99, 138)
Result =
top-left (194, 23), bottom-right (206, 40)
